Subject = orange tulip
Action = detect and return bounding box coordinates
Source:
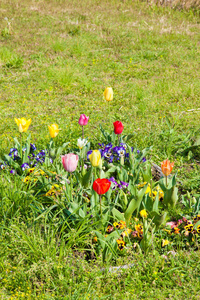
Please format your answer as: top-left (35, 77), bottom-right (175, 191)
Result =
top-left (161, 159), bottom-right (174, 176)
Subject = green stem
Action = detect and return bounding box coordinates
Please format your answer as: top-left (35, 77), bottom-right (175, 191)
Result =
top-left (99, 195), bottom-right (102, 217)
top-left (20, 133), bottom-right (23, 161)
top-left (166, 175), bottom-right (168, 188)
top-left (118, 134), bottom-right (120, 145)
top-left (70, 172), bottom-right (73, 200)
top-left (82, 126), bottom-right (84, 139)
top-left (109, 101), bottom-right (111, 128)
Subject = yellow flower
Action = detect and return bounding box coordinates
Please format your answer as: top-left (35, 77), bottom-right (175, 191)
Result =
top-left (22, 176), bottom-right (31, 183)
top-left (15, 118), bottom-right (31, 133)
top-left (116, 239), bottom-right (125, 250)
top-left (162, 239), bottom-right (170, 247)
top-left (48, 124), bottom-right (59, 138)
top-left (121, 228), bottom-right (132, 237)
top-left (135, 224), bottom-right (143, 234)
top-left (93, 236), bottom-right (98, 243)
top-left (89, 150), bottom-right (101, 167)
top-left (140, 209), bottom-right (148, 218)
top-left (103, 87), bottom-right (113, 101)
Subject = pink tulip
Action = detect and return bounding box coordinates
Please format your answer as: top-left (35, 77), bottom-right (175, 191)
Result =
top-left (61, 153), bottom-right (79, 172)
top-left (78, 114), bottom-right (89, 126)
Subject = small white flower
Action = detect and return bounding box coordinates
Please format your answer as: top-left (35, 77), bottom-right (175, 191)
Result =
top-left (77, 138), bottom-right (87, 149)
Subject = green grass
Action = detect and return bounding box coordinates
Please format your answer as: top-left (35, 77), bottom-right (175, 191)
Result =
top-left (0, 0), bottom-right (200, 298)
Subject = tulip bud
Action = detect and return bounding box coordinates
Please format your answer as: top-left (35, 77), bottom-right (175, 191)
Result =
top-left (191, 197), bottom-right (197, 205)
top-left (49, 148), bottom-right (56, 159)
top-left (103, 87), bottom-right (113, 101)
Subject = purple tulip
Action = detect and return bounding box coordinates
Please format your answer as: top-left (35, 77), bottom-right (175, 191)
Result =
top-left (78, 114), bottom-right (89, 126)
top-left (62, 153), bottom-right (79, 172)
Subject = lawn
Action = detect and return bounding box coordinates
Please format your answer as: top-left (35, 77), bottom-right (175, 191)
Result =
top-left (0, 0), bottom-right (200, 299)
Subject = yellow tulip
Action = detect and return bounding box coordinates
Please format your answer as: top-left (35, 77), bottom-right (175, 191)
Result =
top-left (89, 150), bottom-right (101, 167)
top-left (48, 124), bottom-right (59, 138)
top-left (15, 118), bottom-right (31, 133)
top-left (103, 87), bottom-right (113, 101)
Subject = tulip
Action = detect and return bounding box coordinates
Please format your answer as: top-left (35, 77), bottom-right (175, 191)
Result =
top-left (78, 114), bottom-right (89, 139)
top-left (61, 153), bottom-right (79, 172)
top-left (15, 118), bottom-right (31, 133)
top-left (48, 124), bottom-right (59, 138)
top-left (161, 159), bottom-right (174, 177)
top-left (113, 121), bottom-right (124, 135)
top-left (89, 150), bottom-right (101, 167)
top-left (78, 114), bottom-right (89, 126)
top-left (93, 178), bottom-right (111, 195)
top-left (77, 138), bottom-right (87, 149)
top-left (103, 87), bottom-right (113, 101)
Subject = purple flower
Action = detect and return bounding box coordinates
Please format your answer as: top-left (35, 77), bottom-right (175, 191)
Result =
top-left (142, 157), bottom-right (146, 163)
top-left (21, 163), bottom-right (29, 171)
top-left (120, 143), bottom-right (127, 150)
top-left (30, 144), bottom-right (36, 151)
top-left (108, 155), bottom-right (114, 163)
top-left (10, 170), bottom-right (16, 175)
top-left (87, 150), bottom-right (93, 160)
top-left (120, 181), bottom-right (129, 188)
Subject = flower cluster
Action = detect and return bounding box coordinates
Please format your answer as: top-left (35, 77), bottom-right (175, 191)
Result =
top-left (164, 215), bottom-right (200, 240)
top-left (109, 177), bottom-right (129, 191)
top-left (87, 143), bottom-right (146, 164)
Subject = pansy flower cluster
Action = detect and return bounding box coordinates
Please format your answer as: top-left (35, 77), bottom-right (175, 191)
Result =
top-left (0, 144), bottom-right (53, 174)
top-left (109, 177), bottom-right (129, 191)
top-left (164, 215), bottom-right (200, 242)
top-left (87, 143), bottom-right (146, 164)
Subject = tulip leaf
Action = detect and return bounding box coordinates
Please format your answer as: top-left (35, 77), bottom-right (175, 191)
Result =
top-left (112, 208), bottom-right (125, 221)
top-left (82, 167), bottom-right (93, 188)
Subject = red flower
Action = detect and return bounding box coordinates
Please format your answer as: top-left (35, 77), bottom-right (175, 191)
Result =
top-left (113, 121), bottom-right (124, 135)
top-left (93, 178), bottom-right (111, 195)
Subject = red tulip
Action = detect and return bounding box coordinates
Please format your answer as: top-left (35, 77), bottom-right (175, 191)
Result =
top-left (93, 178), bottom-right (111, 195)
top-left (113, 121), bottom-right (124, 135)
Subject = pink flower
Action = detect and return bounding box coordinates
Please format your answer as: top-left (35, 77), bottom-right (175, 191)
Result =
top-left (166, 221), bottom-right (177, 229)
top-left (78, 114), bottom-right (89, 126)
top-left (61, 153), bottom-right (79, 172)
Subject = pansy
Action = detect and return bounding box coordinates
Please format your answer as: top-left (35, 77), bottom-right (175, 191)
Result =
top-left (21, 163), bottom-right (29, 171)
top-left (116, 239), bottom-right (125, 250)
